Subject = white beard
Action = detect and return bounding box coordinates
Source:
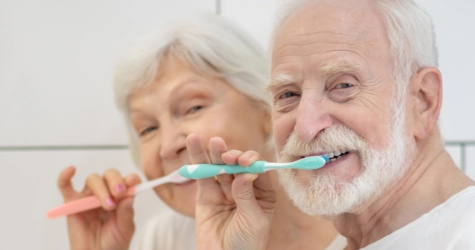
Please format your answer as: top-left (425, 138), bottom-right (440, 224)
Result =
top-left (277, 102), bottom-right (416, 217)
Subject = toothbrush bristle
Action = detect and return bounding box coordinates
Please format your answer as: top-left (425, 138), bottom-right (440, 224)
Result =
top-left (295, 156), bottom-right (327, 170)
top-left (321, 155), bottom-right (329, 162)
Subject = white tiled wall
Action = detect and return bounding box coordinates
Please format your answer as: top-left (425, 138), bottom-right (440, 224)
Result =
top-left (1, 0), bottom-right (474, 249)
top-left (0, 0), bottom-right (215, 146)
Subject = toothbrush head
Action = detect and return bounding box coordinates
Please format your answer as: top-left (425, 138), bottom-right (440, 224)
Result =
top-left (292, 155), bottom-right (328, 170)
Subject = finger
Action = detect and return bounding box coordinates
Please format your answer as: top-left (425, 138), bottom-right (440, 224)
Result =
top-left (57, 166), bottom-right (78, 202)
top-left (187, 133), bottom-right (210, 164)
top-left (231, 172), bottom-right (275, 245)
top-left (115, 197), bottom-right (136, 241)
top-left (236, 152), bottom-right (275, 208)
top-left (221, 150), bottom-right (243, 165)
top-left (231, 173), bottom-right (259, 210)
top-left (103, 168), bottom-right (126, 199)
top-left (237, 150), bottom-right (262, 167)
top-left (251, 171), bottom-right (276, 212)
top-left (209, 137), bottom-right (234, 201)
top-left (86, 174), bottom-right (116, 210)
top-left (209, 137), bottom-right (227, 164)
top-left (233, 172), bottom-right (276, 216)
top-left (187, 134), bottom-right (222, 205)
top-left (124, 173), bottom-right (142, 187)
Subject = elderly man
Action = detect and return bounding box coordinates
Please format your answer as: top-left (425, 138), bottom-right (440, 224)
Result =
top-left (186, 0), bottom-right (475, 249)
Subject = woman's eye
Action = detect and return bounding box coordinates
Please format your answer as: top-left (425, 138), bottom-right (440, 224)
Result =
top-left (279, 92), bottom-right (298, 99)
top-left (140, 126), bottom-right (157, 136)
top-left (335, 83), bottom-right (353, 89)
top-left (188, 105), bottom-right (203, 113)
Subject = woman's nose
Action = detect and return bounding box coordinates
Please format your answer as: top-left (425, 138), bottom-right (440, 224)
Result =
top-left (159, 123), bottom-right (187, 159)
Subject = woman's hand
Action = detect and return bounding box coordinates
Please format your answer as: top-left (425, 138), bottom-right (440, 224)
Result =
top-left (57, 166), bottom-right (141, 250)
top-left (186, 134), bottom-right (277, 250)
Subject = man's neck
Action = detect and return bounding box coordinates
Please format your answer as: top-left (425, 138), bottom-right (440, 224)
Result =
top-left (333, 135), bottom-right (475, 249)
top-left (266, 172), bottom-right (339, 250)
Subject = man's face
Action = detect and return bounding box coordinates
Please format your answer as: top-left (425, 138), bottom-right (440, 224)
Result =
top-left (269, 0), bottom-right (415, 216)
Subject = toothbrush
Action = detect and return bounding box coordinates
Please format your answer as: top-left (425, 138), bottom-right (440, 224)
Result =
top-left (46, 170), bottom-right (189, 219)
top-left (178, 155), bottom-right (329, 179)
top-left (46, 156), bottom-right (328, 219)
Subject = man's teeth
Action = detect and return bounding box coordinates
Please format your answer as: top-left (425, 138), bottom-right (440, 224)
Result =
top-left (327, 150), bottom-right (350, 162)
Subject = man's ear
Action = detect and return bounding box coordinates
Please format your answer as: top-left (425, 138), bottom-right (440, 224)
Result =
top-left (410, 67), bottom-right (442, 140)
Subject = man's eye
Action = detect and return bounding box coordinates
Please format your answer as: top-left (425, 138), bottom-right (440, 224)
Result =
top-left (335, 83), bottom-right (353, 89)
top-left (140, 126), bottom-right (157, 136)
top-left (279, 92), bottom-right (298, 99)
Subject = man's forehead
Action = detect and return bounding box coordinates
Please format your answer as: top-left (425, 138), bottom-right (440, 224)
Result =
top-left (270, 1), bottom-right (389, 76)
top-left (272, 0), bottom-right (383, 51)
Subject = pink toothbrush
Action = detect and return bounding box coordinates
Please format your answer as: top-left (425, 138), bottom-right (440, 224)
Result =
top-left (46, 170), bottom-right (189, 219)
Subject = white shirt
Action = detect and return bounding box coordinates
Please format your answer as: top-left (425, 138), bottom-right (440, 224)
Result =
top-left (326, 234), bottom-right (347, 250)
top-left (133, 209), bottom-right (347, 250)
top-left (134, 209), bottom-right (196, 250)
top-left (362, 186), bottom-right (475, 250)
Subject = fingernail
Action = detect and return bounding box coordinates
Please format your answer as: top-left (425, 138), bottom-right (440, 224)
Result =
top-left (106, 197), bottom-right (115, 207)
top-left (228, 150), bottom-right (241, 156)
top-left (242, 152), bottom-right (251, 158)
top-left (115, 184), bottom-right (124, 192)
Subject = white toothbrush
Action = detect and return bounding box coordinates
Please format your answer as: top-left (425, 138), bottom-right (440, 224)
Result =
top-left (46, 170), bottom-right (188, 219)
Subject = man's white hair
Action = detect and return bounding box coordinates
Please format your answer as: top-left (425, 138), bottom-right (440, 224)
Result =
top-left (113, 14), bottom-right (272, 167)
top-left (270, 0), bottom-right (439, 101)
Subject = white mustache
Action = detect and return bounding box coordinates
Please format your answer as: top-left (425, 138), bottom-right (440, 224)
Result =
top-left (279, 124), bottom-right (368, 161)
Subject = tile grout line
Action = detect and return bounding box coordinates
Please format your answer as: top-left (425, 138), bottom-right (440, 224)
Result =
top-left (216, 0), bottom-right (221, 15)
top-left (0, 145), bottom-right (128, 151)
top-left (0, 141), bottom-right (472, 151)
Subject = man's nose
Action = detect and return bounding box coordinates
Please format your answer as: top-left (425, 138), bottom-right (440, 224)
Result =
top-left (294, 96), bottom-right (333, 142)
top-left (159, 122), bottom-right (187, 159)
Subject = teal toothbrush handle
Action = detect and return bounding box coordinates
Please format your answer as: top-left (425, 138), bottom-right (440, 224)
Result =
top-left (178, 161), bottom-right (266, 179)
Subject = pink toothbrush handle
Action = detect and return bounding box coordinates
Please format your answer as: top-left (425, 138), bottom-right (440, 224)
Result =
top-left (46, 187), bottom-right (136, 219)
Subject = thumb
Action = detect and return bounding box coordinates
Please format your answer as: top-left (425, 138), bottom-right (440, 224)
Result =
top-left (231, 174), bottom-right (260, 212)
top-left (115, 197), bottom-right (135, 238)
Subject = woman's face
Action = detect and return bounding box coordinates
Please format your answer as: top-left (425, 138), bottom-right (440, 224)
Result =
top-left (128, 56), bottom-right (271, 217)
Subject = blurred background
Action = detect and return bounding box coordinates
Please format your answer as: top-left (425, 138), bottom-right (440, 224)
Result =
top-left (0, 0), bottom-right (474, 249)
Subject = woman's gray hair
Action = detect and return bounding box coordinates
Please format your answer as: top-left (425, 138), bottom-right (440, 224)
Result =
top-left (113, 14), bottom-right (272, 167)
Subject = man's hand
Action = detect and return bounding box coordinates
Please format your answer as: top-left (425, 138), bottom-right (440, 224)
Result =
top-left (186, 134), bottom-right (276, 250)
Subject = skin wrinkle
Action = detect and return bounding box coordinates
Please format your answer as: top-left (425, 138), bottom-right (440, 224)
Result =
top-left (346, 148), bottom-right (447, 246)
top-left (375, 148), bottom-right (446, 225)
top-left (271, 34), bottom-right (378, 95)
top-left (272, 1), bottom-right (431, 246)
top-left (271, 29), bottom-right (365, 56)
top-left (130, 56), bottom-right (272, 217)
top-left (339, 135), bottom-right (445, 245)
top-left (269, 52), bottom-right (369, 93)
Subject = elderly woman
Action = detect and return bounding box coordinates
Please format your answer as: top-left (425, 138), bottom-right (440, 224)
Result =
top-left (57, 14), bottom-right (342, 250)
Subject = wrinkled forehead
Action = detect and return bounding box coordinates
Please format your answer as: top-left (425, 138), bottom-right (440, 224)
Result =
top-left (271, 0), bottom-right (389, 67)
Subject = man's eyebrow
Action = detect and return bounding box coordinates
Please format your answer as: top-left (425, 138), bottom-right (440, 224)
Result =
top-left (321, 59), bottom-right (362, 77)
top-left (266, 73), bottom-right (297, 92)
